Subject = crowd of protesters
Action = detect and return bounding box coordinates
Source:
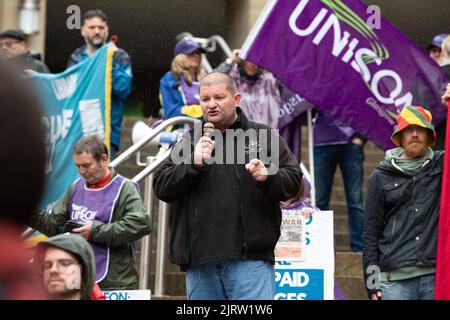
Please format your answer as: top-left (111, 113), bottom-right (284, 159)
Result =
top-left (1, 7), bottom-right (450, 301)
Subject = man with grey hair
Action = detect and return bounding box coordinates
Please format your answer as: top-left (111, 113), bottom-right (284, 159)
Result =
top-left (154, 72), bottom-right (302, 300)
top-left (30, 135), bottom-right (151, 291)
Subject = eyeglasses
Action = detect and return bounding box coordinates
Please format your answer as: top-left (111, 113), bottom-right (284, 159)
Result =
top-left (0, 40), bottom-right (21, 49)
top-left (39, 259), bottom-right (80, 274)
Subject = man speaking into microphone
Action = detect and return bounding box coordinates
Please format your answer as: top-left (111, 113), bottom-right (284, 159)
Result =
top-left (153, 72), bottom-right (302, 300)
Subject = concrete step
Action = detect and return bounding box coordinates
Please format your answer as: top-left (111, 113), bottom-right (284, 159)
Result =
top-left (335, 276), bottom-right (367, 300)
top-left (334, 252), bottom-right (367, 300)
top-left (334, 215), bottom-right (349, 234)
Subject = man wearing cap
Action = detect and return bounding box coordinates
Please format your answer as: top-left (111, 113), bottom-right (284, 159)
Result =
top-left (363, 106), bottom-right (443, 300)
top-left (67, 9), bottom-right (132, 159)
top-left (427, 33), bottom-right (449, 65)
top-left (159, 37), bottom-right (205, 119)
top-left (0, 29), bottom-right (49, 73)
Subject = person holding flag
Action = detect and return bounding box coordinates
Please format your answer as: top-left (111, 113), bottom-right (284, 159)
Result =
top-left (363, 106), bottom-right (443, 300)
top-left (67, 9), bottom-right (133, 159)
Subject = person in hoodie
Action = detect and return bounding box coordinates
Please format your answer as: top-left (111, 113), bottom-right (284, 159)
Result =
top-left (363, 106), bottom-right (443, 300)
top-left (35, 233), bottom-right (96, 300)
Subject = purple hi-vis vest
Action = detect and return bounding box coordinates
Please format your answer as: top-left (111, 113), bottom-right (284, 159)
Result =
top-left (69, 175), bottom-right (126, 283)
top-left (179, 77), bottom-right (200, 106)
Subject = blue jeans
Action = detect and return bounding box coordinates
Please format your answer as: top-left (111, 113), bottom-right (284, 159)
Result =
top-left (186, 260), bottom-right (275, 300)
top-left (380, 274), bottom-right (435, 300)
top-left (314, 143), bottom-right (364, 252)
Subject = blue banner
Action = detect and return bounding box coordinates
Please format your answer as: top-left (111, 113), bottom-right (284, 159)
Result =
top-left (30, 44), bottom-right (113, 209)
top-left (275, 268), bottom-right (325, 300)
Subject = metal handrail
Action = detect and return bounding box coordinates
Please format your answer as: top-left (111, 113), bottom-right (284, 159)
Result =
top-left (23, 117), bottom-right (198, 240)
top-left (116, 116), bottom-right (199, 295)
top-left (110, 116), bottom-right (200, 170)
top-left (132, 149), bottom-right (172, 183)
top-left (207, 35), bottom-right (233, 58)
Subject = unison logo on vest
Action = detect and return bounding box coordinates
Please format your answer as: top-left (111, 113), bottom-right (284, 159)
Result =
top-left (71, 203), bottom-right (97, 223)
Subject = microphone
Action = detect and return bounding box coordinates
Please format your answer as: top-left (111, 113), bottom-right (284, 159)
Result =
top-left (203, 122), bottom-right (215, 138)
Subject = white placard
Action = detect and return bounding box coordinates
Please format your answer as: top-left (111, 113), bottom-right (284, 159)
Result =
top-left (104, 290), bottom-right (152, 300)
top-left (275, 210), bottom-right (334, 300)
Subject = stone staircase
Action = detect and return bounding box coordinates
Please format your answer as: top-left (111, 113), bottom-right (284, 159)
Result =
top-left (114, 117), bottom-right (386, 300)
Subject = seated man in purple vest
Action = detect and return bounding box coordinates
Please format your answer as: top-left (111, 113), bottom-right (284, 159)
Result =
top-left (30, 135), bottom-right (151, 291)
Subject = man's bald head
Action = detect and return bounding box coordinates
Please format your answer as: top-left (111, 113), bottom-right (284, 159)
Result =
top-left (199, 71), bottom-right (241, 131)
top-left (200, 71), bottom-right (237, 94)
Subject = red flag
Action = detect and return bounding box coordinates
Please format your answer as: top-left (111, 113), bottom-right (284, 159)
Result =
top-left (435, 101), bottom-right (450, 300)
top-left (90, 283), bottom-right (106, 300)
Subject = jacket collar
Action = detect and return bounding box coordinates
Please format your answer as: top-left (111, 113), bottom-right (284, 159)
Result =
top-left (201, 107), bottom-right (250, 131)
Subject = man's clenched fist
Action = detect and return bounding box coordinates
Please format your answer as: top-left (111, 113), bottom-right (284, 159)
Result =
top-left (194, 137), bottom-right (215, 167)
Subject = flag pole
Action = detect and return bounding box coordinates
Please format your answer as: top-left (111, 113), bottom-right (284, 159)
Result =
top-left (307, 109), bottom-right (316, 208)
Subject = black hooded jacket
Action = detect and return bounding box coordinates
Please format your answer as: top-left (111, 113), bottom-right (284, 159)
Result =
top-left (363, 151), bottom-right (444, 296)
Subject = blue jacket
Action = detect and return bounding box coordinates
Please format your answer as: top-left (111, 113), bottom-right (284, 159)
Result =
top-left (67, 45), bottom-right (133, 149)
top-left (159, 72), bottom-right (203, 119)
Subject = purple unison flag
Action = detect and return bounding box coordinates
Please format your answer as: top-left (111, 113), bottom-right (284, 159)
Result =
top-left (279, 84), bottom-right (314, 128)
top-left (240, 0), bottom-right (450, 151)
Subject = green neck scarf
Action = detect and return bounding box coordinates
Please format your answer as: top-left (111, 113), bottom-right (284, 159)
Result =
top-left (385, 147), bottom-right (434, 176)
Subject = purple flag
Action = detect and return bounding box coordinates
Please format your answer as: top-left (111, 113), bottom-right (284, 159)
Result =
top-left (241, 0), bottom-right (450, 151)
top-left (279, 85), bottom-right (313, 128)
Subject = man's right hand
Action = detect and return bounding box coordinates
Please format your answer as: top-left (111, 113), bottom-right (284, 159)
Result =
top-left (194, 137), bottom-right (215, 167)
top-left (370, 291), bottom-right (382, 300)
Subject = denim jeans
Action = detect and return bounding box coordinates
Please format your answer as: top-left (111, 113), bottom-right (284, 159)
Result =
top-left (380, 274), bottom-right (435, 300)
top-left (186, 260), bottom-right (275, 300)
top-left (313, 143), bottom-right (365, 252)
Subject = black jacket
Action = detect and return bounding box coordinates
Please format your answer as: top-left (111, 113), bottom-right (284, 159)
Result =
top-left (11, 52), bottom-right (50, 73)
top-left (363, 151), bottom-right (444, 295)
top-left (153, 109), bottom-right (302, 269)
